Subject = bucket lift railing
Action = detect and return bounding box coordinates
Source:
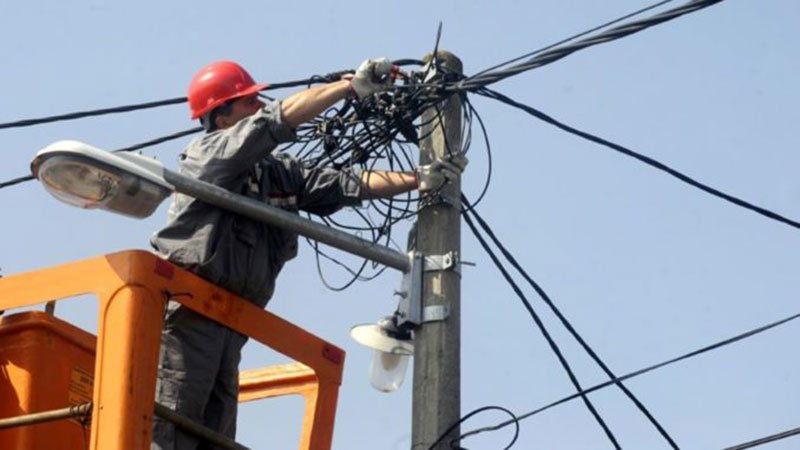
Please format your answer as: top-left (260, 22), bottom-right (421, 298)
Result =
top-left (0, 250), bottom-right (344, 450)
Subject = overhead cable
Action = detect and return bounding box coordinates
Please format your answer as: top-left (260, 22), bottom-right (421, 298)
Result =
top-left (476, 87), bottom-right (800, 231)
top-left (460, 309), bottom-right (800, 440)
top-left (0, 62), bottom-right (423, 131)
top-left (722, 425), bottom-right (800, 450)
top-left (111, 126), bottom-right (202, 153)
top-left (462, 204), bottom-right (622, 449)
top-left (0, 97), bottom-right (187, 130)
top-left (426, 406), bottom-right (520, 450)
top-left (467, 0), bottom-right (676, 82)
top-left (0, 77), bottom-right (316, 130)
top-left (456, 0), bottom-right (726, 91)
top-left (462, 195), bottom-right (679, 449)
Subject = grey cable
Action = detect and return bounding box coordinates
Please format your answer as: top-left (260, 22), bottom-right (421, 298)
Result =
top-left (457, 0), bottom-right (725, 91)
top-left (722, 426), bottom-right (800, 450)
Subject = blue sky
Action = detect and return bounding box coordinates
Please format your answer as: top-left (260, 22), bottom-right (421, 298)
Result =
top-left (2, 1), bottom-right (799, 449)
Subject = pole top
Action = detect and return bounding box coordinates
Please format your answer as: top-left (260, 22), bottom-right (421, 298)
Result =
top-left (423, 51), bottom-right (463, 74)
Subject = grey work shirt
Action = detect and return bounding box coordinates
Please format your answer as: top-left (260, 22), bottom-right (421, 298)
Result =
top-left (151, 100), bottom-right (362, 305)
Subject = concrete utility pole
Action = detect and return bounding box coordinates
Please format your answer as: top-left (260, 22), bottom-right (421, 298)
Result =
top-left (412, 51), bottom-right (464, 449)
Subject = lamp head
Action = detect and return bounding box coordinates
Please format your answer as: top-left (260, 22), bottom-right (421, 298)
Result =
top-left (31, 140), bottom-right (173, 219)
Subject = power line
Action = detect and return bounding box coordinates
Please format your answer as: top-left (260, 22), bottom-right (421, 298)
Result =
top-left (723, 425), bottom-right (800, 450)
top-left (462, 204), bottom-right (622, 449)
top-left (0, 97), bottom-right (187, 130)
top-left (426, 406), bottom-right (520, 450)
top-left (0, 63), bottom-right (422, 131)
top-left (457, 0), bottom-right (726, 91)
top-left (111, 126), bottom-right (202, 153)
top-left (467, 0), bottom-right (676, 82)
top-left (460, 309), bottom-right (800, 440)
top-left (0, 78), bottom-right (313, 130)
top-left (462, 195), bottom-right (680, 449)
top-left (476, 87), bottom-right (800, 231)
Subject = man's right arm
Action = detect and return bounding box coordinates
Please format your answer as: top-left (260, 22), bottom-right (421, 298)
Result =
top-left (281, 80), bottom-right (352, 128)
top-left (281, 58), bottom-right (396, 128)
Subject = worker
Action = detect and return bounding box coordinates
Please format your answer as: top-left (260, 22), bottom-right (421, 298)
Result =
top-left (149, 58), bottom-right (465, 449)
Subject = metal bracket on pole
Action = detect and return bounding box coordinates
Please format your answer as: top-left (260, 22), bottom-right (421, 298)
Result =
top-left (396, 252), bottom-right (454, 328)
top-left (424, 251), bottom-right (461, 274)
top-left (422, 305), bottom-right (450, 323)
top-left (397, 251), bottom-right (424, 328)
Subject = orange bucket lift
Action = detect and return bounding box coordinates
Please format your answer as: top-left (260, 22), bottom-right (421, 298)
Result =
top-left (0, 250), bottom-right (345, 450)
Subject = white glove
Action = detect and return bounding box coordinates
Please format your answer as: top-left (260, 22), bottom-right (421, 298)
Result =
top-left (416, 155), bottom-right (468, 192)
top-left (350, 58), bottom-right (396, 99)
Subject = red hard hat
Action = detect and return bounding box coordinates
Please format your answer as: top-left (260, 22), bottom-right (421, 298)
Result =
top-left (187, 61), bottom-right (268, 119)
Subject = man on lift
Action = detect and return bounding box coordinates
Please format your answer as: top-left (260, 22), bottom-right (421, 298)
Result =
top-left (150, 58), bottom-right (464, 449)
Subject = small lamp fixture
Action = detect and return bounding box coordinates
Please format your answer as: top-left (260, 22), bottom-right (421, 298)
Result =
top-left (31, 140), bottom-right (173, 219)
top-left (351, 316), bottom-right (413, 393)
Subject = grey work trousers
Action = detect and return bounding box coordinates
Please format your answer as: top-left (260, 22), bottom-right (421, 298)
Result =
top-left (151, 301), bottom-right (248, 450)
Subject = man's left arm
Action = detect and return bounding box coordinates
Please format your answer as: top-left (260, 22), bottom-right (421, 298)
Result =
top-left (359, 170), bottom-right (418, 199)
top-left (359, 156), bottom-right (468, 199)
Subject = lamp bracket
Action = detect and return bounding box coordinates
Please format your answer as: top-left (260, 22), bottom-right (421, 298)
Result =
top-left (396, 251), bottom-right (423, 328)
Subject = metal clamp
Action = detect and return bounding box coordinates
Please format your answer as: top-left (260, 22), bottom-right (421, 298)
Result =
top-left (424, 251), bottom-right (456, 272)
top-left (422, 305), bottom-right (450, 323)
top-left (424, 251), bottom-right (471, 275)
top-left (419, 191), bottom-right (459, 210)
top-left (396, 251), bottom-right (468, 328)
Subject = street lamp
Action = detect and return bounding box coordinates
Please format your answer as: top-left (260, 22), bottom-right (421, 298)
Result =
top-left (31, 140), bottom-right (172, 218)
top-left (30, 139), bottom-right (411, 272)
top-left (351, 317), bottom-right (413, 393)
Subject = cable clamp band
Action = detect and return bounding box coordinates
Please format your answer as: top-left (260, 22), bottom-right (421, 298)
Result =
top-left (423, 251), bottom-right (474, 274)
top-left (424, 251), bottom-right (457, 273)
top-left (419, 191), bottom-right (459, 209)
top-left (422, 305), bottom-right (450, 323)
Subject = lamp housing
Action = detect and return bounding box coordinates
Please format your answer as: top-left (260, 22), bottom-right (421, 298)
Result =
top-left (31, 140), bottom-right (173, 219)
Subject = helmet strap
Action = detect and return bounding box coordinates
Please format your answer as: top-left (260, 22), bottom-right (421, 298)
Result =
top-left (199, 113), bottom-right (216, 133)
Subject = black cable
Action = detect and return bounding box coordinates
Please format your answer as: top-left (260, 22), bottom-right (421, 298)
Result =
top-left (477, 87), bottom-right (800, 231)
top-left (723, 425), bottom-right (800, 450)
top-left (457, 0), bottom-right (726, 91)
top-left (310, 237), bottom-right (373, 291)
top-left (424, 406), bottom-right (520, 450)
top-left (111, 126), bottom-right (202, 153)
top-left (306, 206), bottom-right (391, 291)
top-left (462, 207), bottom-right (622, 449)
top-left (0, 174), bottom-right (34, 190)
top-left (0, 97), bottom-right (187, 130)
top-left (297, 63), bottom-right (475, 286)
top-left (461, 310), bottom-right (800, 440)
top-left (460, 98), bottom-right (493, 211)
top-left (462, 195), bottom-right (679, 449)
top-left (0, 61), bottom-right (425, 131)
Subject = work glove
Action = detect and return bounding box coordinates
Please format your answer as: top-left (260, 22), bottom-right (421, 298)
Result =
top-left (416, 154), bottom-right (468, 192)
top-left (350, 57), bottom-right (396, 99)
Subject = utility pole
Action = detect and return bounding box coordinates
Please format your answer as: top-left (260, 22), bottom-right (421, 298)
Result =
top-left (413, 51), bottom-right (464, 449)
